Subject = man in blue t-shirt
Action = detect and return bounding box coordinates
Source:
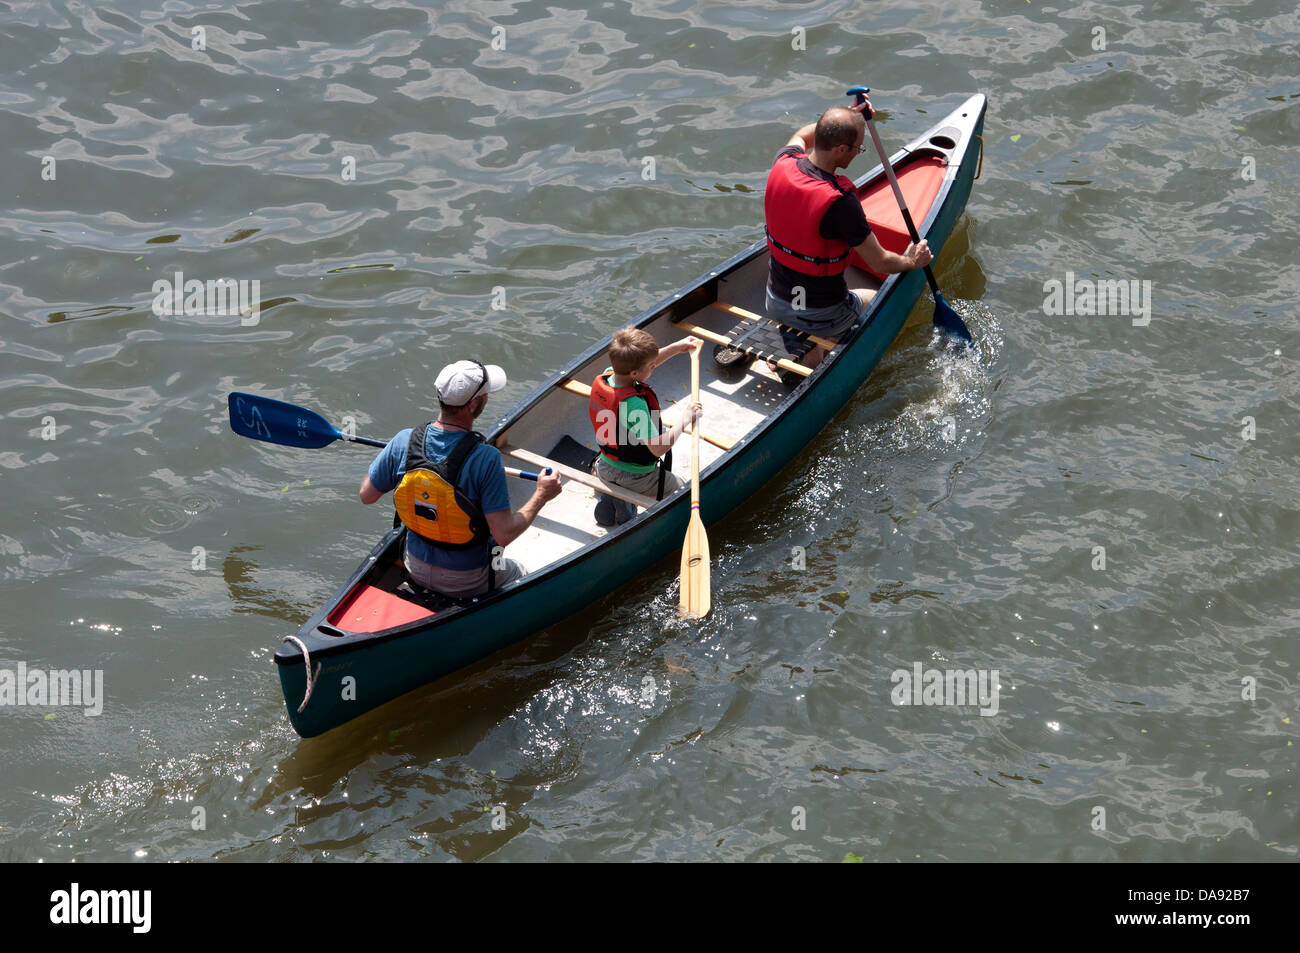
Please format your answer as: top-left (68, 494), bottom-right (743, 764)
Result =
top-left (359, 360), bottom-right (562, 598)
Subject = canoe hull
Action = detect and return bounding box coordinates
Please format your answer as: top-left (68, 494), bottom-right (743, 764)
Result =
top-left (276, 94), bottom-right (987, 738)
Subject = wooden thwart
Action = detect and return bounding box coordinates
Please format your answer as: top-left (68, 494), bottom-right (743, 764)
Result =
top-left (558, 379), bottom-right (734, 451)
top-left (501, 445), bottom-right (659, 510)
top-left (670, 321), bottom-right (812, 378)
top-left (709, 301), bottom-right (837, 352)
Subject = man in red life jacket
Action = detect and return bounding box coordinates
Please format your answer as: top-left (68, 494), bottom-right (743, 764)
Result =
top-left (765, 96), bottom-right (933, 369)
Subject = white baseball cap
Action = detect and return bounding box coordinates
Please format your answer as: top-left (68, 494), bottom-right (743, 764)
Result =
top-left (436, 360), bottom-right (507, 406)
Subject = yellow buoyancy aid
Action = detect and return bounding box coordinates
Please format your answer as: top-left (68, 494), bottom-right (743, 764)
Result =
top-left (392, 424), bottom-right (490, 550)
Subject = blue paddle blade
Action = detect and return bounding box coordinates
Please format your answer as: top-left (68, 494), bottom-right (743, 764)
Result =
top-left (228, 392), bottom-right (343, 449)
top-left (932, 291), bottom-right (973, 343)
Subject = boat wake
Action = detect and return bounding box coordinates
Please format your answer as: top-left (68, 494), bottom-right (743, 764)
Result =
top-left (851, 298), bottom-right (1003, 457)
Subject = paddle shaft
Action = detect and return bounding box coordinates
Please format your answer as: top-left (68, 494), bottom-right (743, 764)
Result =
top-left (278, 425), bottom-right (543, 479)
top-left (678, 344), bottom-right (711, 618)
top-left (848, 86), bottom-right (972, 342)
top-left (861, 116), bottom-right (943, 300)
top-left (227, 392), bottom-right (544, 478)
top-left (320, 432), bottom-right (543, 479)
top-left (315, 433), bottom-right (547, 480)
top-left (329, 436), bottom-right (543, 483)
top-left (689, 346), bottom-right (700, 504)
top-left (505, 467), bottom-right (542, 482)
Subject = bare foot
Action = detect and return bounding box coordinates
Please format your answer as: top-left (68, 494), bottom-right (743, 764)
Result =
top-left (801, 346), bottom-right (827, 368)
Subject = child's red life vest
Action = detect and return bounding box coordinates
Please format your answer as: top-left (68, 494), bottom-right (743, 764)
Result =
top-left (588, 373), bottom-right (662, 467)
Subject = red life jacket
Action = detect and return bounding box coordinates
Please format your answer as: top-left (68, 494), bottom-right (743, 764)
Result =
top-left (588, 372), bottom-right (662, 468)
top-left (764, 153), bottom-right (857, 277)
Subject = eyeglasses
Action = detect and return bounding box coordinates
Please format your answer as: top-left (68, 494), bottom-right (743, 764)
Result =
top-left (466, 359), bottom-right (488, 402)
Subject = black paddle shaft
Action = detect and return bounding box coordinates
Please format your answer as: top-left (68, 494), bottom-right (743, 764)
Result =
top-left (848, 85), bottom-right (971, 342)
top-left (863, 116), bottom-right (943, 298)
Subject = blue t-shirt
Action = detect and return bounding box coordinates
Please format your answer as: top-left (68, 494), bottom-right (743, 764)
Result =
top-left (368, 426), bottom-right (511, 570)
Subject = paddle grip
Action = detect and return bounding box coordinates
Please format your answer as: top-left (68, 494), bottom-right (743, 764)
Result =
top-left (845, 86), bottom-right (872, 120)
top-left (504, 467), bottom-right (550, 482)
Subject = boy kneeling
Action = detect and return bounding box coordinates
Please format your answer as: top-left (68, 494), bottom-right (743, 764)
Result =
top-left (588, 329), bottom-right (702, 526)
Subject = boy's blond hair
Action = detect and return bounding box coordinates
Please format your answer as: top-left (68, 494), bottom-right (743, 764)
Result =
top-left (609, 327), bottom-right (659, 375)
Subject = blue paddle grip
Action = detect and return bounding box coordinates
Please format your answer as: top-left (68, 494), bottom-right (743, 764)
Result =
top-left (845, 86), bottom-right (872, 120)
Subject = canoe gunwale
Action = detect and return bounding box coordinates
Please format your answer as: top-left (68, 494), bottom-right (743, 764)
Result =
top-left (275, 96), bottom-right (987, 702)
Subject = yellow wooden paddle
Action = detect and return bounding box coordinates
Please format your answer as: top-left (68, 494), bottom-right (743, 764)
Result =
top-left (679, 342), bottom-right (710, 618)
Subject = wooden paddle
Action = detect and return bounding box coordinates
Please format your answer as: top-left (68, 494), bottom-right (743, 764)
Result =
top-left (227, 392), bottom-right (546, 479)
top-left (678, 344), bottom-right (710, 618)
top-left (847, 86), bottom-right (973, 344)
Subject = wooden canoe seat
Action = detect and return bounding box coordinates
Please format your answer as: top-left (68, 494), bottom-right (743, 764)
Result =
top-left (709, 301), bottom-right (838, 352)
top-left (557, 379), bottom-right (734, 451)
top-left (670, 321), bottom-right (812, 377)
top-left (501, 445), bottom-right (660, 510)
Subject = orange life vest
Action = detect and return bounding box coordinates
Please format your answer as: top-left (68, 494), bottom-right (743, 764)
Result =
top-left (392, 424), bottom-right (490, 551)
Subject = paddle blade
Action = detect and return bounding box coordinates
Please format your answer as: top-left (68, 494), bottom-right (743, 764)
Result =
top-left (228, 392), bottom-right (343, 449)
top-left (931, 291), bottom-right (973, 343)
top-left (678, 510), bottom-right (711, 619)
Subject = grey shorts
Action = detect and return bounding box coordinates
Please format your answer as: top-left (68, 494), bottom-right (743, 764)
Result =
top-left (404, 550), bottom-right (526, 599)
top-left (765, 288), bottom-right (867, 352)
top-left (594, 456), bottom-right (685, 502)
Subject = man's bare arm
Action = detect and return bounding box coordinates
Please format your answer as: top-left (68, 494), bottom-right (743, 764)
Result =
top-left (786, 122), bottom-right (815, 150)
top-left (853, 233), bottom-right (932, 275)
top-left (483, 471), bottom-right (562, 546)
top-left (359, 475), bottom-right (384, 504)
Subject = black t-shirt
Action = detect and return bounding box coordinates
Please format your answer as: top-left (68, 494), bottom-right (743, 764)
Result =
top-left (766, 146), bottom-right (871, 308)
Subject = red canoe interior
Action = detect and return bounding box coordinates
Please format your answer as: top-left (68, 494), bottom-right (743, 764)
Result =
top-left (849, 153), bottom-right (947, 277)
top-left (328, 583), bottom-right (435, 633)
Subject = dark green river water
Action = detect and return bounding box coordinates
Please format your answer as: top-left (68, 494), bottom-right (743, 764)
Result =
top-left (1, 0), bottom-right (1296, 861)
